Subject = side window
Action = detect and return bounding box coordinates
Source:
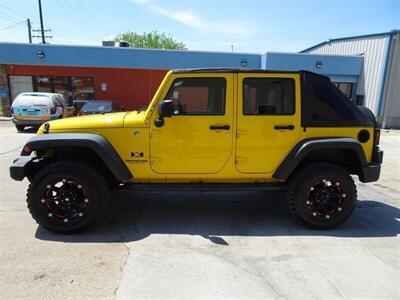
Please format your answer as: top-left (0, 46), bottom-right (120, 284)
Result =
top-left (53, 96), bottom-right (63, 107)
top-left (58, 95), bottom-right (66, 107)
top-left (165, 77), bottom-right (226, 115)
top-left (52, 96), bottom-right (60, 107)
top-left (310, 84), bottom-right (355, 121)
top-left (243, 78), bottom-right (294, 115)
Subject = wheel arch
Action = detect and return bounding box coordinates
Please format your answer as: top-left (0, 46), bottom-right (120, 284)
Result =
top-left (22, 133), bottom-right (132, 183)
top-left (273, 138), bottom-right (367, 181)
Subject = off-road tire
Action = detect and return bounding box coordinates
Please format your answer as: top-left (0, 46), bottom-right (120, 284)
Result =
top-left (287, 162), bottom-right (357, 229)
top-left (15, 125), bottom-right (24, 132)
top-left (27, 160), bottom-right (109, 233)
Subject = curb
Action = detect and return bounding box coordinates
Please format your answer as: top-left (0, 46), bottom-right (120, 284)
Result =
top-left (0, 117), bottom-right (11, 121)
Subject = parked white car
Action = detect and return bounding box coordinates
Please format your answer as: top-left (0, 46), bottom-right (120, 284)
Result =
top-left (11, 92), bottom-right (74, 131)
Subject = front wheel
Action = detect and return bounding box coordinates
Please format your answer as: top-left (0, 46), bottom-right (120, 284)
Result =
top-left (27, 160), bottom-right (109, 233)
top-left (287, 163), bottom-right (357, 229)
top-left (15, 125), bottom-right (24, 132)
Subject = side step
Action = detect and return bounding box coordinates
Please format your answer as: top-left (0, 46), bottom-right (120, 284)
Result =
top-left (124, 183), bottom-right (286, 192)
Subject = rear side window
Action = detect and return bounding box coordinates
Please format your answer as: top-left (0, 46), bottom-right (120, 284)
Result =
top-left (309, 84), bottom-right (355, 122)
top-left (300, 72), bottom-right (369, 127)
top-left (243, 78), bottom-right (294, 115)
top-left (52, 96), bottom-right (63, 107)
top-left (165, 77), bottom-right (226, 115)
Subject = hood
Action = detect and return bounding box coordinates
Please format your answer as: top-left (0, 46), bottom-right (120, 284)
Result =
top-left (39, 112), bottom-right (128, 132)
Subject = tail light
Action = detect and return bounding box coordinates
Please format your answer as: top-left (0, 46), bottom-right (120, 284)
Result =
top-left (374, 129), bottom-right (381, 145)
top-left (50, 107), bottom-right (57, 114)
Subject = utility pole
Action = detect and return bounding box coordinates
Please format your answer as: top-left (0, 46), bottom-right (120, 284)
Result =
top-left (38, 0), bottom-right (45, 43)
top-left (32, 1), bottom-right (53, 43)
top-left (27, 19), bottom-right (32, 43)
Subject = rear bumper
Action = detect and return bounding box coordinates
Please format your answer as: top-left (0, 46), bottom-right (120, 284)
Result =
top-left (11, 118), bottom-right (47, 126)
top-left (359, 148), bottom-right (383, 183)
top-left (9, 156), bottom-right (33, 181)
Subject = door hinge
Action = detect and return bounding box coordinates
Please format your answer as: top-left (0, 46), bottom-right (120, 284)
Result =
top-left (150, 156), bottom-right (161, 165)
top-left (235, 156), bottom-right (247, 164)
top-left (236, 129), bottom-right (247, 138)
top-left (150, 129), bottom-right (161, 138)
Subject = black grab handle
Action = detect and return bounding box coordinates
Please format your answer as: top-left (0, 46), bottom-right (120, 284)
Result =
top-left (274, 125), bottom-right (295, 130)
top-left (209, 125), bottom-right (230, 130)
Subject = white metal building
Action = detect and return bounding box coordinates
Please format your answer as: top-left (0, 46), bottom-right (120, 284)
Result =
top-left (302, 30), bottom-right (400, 129)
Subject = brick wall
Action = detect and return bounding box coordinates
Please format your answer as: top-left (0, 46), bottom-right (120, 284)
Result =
top-left (0, 65), bottom-right (11, 117)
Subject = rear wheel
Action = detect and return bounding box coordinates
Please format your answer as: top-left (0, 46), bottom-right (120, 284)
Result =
top-left (27, 160), bottom-right (109, 233)
top-left (15, 125), bottom-right (24, 132)
top-left (287, 163), bottom-right (357, 229)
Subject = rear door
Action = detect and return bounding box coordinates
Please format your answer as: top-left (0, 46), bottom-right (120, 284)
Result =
top-left (235, 73), bottom-right (301, 173)
top-left (15, 95), bottom-right (50, 120)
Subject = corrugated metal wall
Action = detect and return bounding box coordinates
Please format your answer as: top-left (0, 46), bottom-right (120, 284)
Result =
top-left (304, 35), bottom-right (390, 116)
top-left (381, 33), bottom-right (400, 128)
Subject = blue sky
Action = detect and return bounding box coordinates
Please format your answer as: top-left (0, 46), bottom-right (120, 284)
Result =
top-left (0, 0), bottom-right (399, 53)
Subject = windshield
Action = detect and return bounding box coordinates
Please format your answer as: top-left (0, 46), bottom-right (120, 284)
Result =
top-left (81, 102), bottom-right (112, 112)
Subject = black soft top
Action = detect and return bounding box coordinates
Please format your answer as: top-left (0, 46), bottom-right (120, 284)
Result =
top-left (171, 68), bottom-right (375, 128)
top-left (172, 68), bottom-right (326, 77)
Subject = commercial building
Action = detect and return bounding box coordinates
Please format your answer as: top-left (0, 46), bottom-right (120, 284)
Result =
top-left (302, 30), bottom-right (400, 128)
top-left (0, 31), bottom-right (398, 128)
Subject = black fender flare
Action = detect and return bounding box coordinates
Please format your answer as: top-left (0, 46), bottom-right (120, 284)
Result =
top-left (22, 133), bottom-right (132, 182)
top-left (273, 137), bottom-right (367, 180)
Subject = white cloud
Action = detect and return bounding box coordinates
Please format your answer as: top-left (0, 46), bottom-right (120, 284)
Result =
top-left (134, 1), bottom-right (256, 37)
top-left (149, 5), bottom-right (205, 28)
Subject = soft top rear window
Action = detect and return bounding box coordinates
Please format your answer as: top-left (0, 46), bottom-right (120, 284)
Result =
top-left (301, 72), bottom-right (374, 127)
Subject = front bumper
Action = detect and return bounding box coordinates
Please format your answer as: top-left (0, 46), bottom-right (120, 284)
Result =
top-left (359, 148), bottom-right (383, 183)
top-left (10, 156), bottom-right (34, 181)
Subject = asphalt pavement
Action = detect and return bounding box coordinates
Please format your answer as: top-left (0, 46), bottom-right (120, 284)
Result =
top-left (1, 120), bottom-right (399, 299)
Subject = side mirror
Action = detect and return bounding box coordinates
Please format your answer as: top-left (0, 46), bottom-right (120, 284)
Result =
top-left (158, 100), bottom-right (174, 118)
top-left (154, 100), bottom-right (174, 128)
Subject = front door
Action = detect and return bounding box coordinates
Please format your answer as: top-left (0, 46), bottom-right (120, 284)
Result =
top-left (150, 74), bottom-right (234, 174)
top-left (236, 73), bottom-right (301, 173)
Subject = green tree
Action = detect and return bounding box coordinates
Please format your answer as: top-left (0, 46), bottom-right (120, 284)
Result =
top-left (114, 31), bottom-right (187, 50)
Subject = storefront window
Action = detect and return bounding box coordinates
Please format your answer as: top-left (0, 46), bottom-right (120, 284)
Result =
top-left (9, 76), bottom-right (33, 99)
top-left (35, 76), bottom-right (52, 93)
top-left (9, 75), bottom-right (94, 104)
top-left (72, 77), bottom-right (95, 100)
top-left (53, 76), bottom-right (72, 103)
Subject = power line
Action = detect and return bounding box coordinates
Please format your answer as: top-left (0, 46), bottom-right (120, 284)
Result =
top-left (0, 20), bottom-right (26, 32)
top-left (0, 4), bottom-right (30, 20)
top-left (75, 0), bottom-right (108, 39)
top-left (0, 11), bottom-right (23, 23)
top-left (54, 0), bottom-right (101, 42)
top-left (65, 2), bottom-right (105, 39)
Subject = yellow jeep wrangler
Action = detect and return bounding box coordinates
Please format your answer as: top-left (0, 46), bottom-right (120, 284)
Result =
top-left (10, 69), bottom-right (383, 233)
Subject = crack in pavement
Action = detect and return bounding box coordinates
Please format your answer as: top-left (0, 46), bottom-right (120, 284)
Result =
top-left (113, 242), bottom-right (131, 299)
top-left (0, 146), bottom-right (23, 155)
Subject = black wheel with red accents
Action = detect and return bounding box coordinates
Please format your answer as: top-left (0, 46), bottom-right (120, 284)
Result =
top-left (287, 163), bottom-right (357, 229)
top-left (27, 160), bottom-right (109, 233)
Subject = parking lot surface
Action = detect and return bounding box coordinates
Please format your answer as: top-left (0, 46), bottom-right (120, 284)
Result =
top-left (1, 121), bottom-right (399, 299)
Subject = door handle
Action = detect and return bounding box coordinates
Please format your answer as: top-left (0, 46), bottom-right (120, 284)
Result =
top-left (274, 125), bottom-right (295, 130)
top-left (209, 125), bottom-right (230, 130)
